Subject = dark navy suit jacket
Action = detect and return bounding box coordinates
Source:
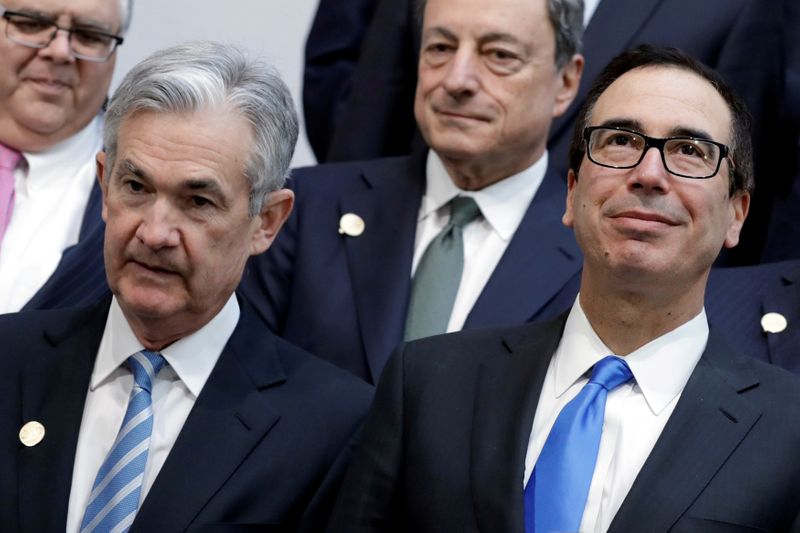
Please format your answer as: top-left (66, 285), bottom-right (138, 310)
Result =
top-left (706, 260), bottom-right (800, 376)
top-left (315, 0), bottom-right (784, 264)
top-left (239, 151), bottom-right (583, 384)
top-left (328, 317), bottom-right (800, 532)
top-left (0, 297), bottom-right (372, 532)
top-left (22, 180), bottom-right (110, 311)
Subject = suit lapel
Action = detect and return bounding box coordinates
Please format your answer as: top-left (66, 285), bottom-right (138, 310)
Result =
top-left (471, 317), bottom-right (566, 533)
top-left (762, 268), bottom-right (800, 374)
top-left (549, 0), bottom-right (664, 144)
top-left (609, 333), bottom-right (762, 531)
top-left (466, 167), bottom-right (581, 328)
top-left (131, 301), bottom-right (286, 532)
top-left (17, 302), bottom-right (109, 533)
top-left (341, 153), bottom-right (425, 382)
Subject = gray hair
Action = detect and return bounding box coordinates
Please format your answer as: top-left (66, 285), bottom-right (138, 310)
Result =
top-left (119, 0), bottom-right (133, 34)
top-left (103, 41), bottom-right (299, 216)
top-left (415, 0), bottom-right (584, 68)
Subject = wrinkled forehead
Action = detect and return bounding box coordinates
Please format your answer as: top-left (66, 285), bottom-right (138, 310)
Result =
top-left (421, 0), bottom-right (552, 46)
top-left (590, 66), bottom-right (732, 145)
top-left (3, 0), bottom-right (122, 32)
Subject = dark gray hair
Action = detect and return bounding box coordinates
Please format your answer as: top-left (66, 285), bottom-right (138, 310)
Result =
top-left (415, 0), bottom-right (583, 68)
top-left (103, 41), bottom-right (299, 216)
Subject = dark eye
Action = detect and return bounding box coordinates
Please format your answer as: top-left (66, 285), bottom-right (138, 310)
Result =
top-left (610, 134), bottom-right (632, 146)
top-left (7, 13), bottom-right (52, 34)
top-left (72, 29), bottom-right (110, 46)
top-left (191, 196), bottom-right (212, 208)
top-left (125, 180), bottom-right (144, 192)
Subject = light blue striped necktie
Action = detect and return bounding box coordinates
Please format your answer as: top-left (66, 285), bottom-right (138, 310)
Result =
top-left (80, 350), bottom-right (166, 533)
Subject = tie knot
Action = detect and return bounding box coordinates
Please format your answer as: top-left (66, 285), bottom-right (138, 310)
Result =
top-left (127, 350), bottom-right (166, 393)
top-left (448, 196), bottom-right (481, 229)
top-left (0, 143), bottom-right (23, 170)
top-left (588, 355), bottom-right (633, 391)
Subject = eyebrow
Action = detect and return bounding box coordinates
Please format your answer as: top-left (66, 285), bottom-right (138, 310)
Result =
top-left (423, 26), bottom-right (458, 42)
top-left (597, 118), bottom-right (717, 142)
top-left (13, 7), bottom-right (115, 32)
top-left (119, 159), bottom-right (228, 200)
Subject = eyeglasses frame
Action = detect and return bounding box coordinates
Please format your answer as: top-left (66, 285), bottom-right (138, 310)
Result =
top-left (0, 6), bottom-right (123, 62)
top-left (583, 125), bottom-right (733, 180)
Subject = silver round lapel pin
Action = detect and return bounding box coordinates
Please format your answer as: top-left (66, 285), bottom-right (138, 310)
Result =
top-left (19, 421), bottom-right (45, 447)
top-left (339, 213), bottom-right (365, 237)
top-left (761, 312), bottom-right (788, 334)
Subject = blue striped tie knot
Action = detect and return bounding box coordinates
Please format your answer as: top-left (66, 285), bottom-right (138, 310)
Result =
top-left (80, 350), bottom-right (166, 533)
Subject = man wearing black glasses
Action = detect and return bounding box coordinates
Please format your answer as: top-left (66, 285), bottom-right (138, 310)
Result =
top-left (0, 0), bottom-right (129, 313)
top-left (328, 45), bottom-right (800, 532)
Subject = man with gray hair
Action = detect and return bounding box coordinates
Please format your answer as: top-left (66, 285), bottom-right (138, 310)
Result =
top-left (0, 41), bottom-right (371, 533)
top-left (0, 0), bottom-right (133, 313)
top-left (241, 0), bottom-right (585, 384)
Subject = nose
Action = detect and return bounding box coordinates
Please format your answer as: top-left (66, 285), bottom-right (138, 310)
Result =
top-left (627, 146), bottom-right (671, 194)
top-left (441, 48), bottom-right (480, 99)
top-left (134, 199), bottom-right (181, 250)
top-left (38, 28), bottom-right (74, 63)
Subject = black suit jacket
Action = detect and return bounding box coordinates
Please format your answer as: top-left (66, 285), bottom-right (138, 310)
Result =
top-left (319, 0), bottom-right (784, 264)
top-left (0, 298), bottom-right (372, 532)
top-left (706, 260), bottom-right (800, 375)
top-left (328, 317), bottom-right (800, 532)
top-left (239, 151), bottom-right (582, 384)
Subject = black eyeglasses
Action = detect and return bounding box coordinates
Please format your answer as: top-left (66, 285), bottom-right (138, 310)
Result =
top-left (583, 126), bottom-right (732, 179)
top-left (1, 7), bottom-right (123, 62)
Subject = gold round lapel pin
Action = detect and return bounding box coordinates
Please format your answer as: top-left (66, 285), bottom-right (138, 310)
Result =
top-left (19, 421), bottom-right (45, 447)
top-left (339, 213), bottom-right (365, 237)
top-left (761, 312), bottom-right (788, 334)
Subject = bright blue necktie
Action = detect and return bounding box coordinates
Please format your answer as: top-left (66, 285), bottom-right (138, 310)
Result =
top-left (524, 355), bottom-right (633, 533)
top-left (80, 350), bottom-right (166, 533)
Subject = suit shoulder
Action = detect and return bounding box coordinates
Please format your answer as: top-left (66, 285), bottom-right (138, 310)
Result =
top-left (289, 155), bottom-right (416, 186)
top-left (0, 305), bottom-right (101, 339)
top-left (397, 319), bottom-right (563, 376)
top-left (747, 356), bottom-right (800, 406)
top-left (272, 334), bottom-right (373, 406)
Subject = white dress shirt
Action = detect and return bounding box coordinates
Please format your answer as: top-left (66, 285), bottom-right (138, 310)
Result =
top-left (0, 115), bottom-right (102, 313)
top-left (412, 150), bottom-right (548, 332)
top-left (524, 296), bottom-right (708, 532)
top-left (584, 0), bottom-right (602, 27)
top-left (65, 295), bottom-right (240, 533)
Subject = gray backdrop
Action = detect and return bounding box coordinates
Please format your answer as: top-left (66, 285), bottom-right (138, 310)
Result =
top-left (112, 0), bottom-right (319, 168)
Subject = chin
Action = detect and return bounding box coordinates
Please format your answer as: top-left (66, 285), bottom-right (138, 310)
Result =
top-left (116, 285), bottom-right (186, 321)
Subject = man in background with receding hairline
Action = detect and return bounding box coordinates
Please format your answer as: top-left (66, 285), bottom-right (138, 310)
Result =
top-left (241, 0), bottom-right (585, 385)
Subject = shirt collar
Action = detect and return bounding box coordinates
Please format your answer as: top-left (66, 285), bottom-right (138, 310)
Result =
top-left (22, 114), bottom-right (104, 192)
top-left (421, 150), bottom-right (548, 241)
top-left (92, 294), bottom-right (240, 398)
top-left (554, 296), bottom-right (709, 415)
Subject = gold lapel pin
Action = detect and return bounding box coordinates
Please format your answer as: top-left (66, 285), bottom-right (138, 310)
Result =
top-left (19, 421), bottom-right (45, 447)
top-left (761, 312), bottom-right (788, 334)
top-left (339, 213), bottom-right (365, 237)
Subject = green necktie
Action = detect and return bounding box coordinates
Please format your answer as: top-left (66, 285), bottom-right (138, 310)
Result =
top-left (404, 196), bottom-right (481, 341)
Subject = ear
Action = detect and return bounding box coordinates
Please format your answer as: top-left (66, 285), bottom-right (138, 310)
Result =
top-left (722, 191), bottom-right (750, 248)
top-left (249, 188), bottom-right (295, 256)
top-left (552, 53), bottom-right (584, 118)
top-left (562, 168), bottom-right (578, 228)
top-left (96, 151), bottom-right (110, 223)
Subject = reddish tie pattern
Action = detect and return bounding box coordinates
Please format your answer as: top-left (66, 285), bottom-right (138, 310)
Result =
top-left (0, 143), bottom-right (22, 246)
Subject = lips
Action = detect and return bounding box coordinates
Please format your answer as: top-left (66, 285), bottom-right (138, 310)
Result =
top-left (610, 209), bottom-right (680, 226)
top-left (130, 258), bottom-right (181, 277)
